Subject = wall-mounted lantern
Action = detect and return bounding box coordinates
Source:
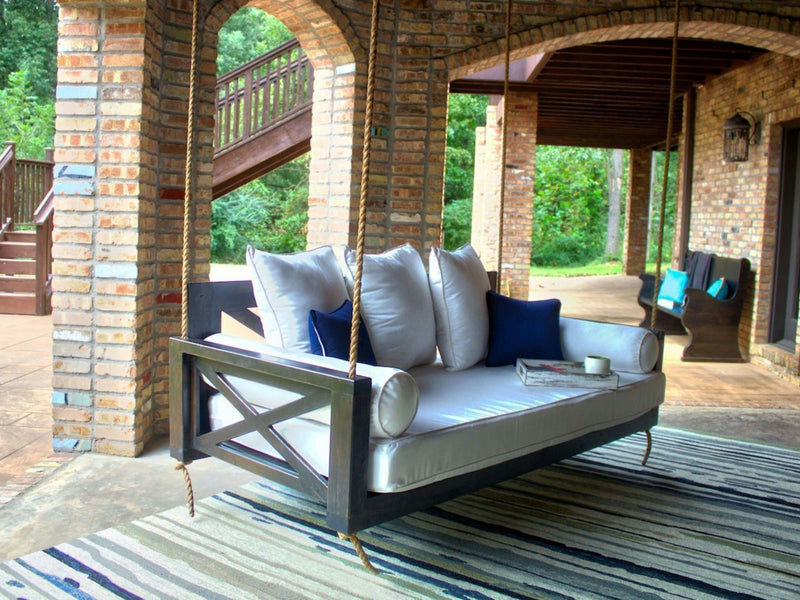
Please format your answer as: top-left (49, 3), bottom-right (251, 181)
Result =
top-left (722, 110), bottom-right (760, 162)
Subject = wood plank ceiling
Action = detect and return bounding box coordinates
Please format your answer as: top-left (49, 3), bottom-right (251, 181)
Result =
top-left (450, 39), bottom-right (764, 149)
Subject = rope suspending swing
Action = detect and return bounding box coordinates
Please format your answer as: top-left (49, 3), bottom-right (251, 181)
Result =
top-left (175, 0), bottom-right (202, 519)
top-left (496, 0), bottom-right (513, 293)
top-left (650, 0), bottom-right (682, 328)
top-left (340, 0), bottom-right (382, 574)
top-left (641, 0), bottom-right (682, 465)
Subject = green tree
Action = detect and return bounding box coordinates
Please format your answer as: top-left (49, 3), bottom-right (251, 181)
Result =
top-left (0, 69), bottom-right (54, 158)
top-left (217, 7), bottom-right (293, 76)
top-left (648, 150), bottom-right (678, 261)
top-left (211, 8), bottom-right (306, 264)
top-left (212, 156), bottom-right (309, 263)
top-left (531, 146), bottom-right (610, 266)
top-left (442, 94), bottom-right (487, 249)
top-left (0, 0), bottom-right (58, 100)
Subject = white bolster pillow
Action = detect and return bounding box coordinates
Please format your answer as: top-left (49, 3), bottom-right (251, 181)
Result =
top-left (204, 333), bottom-right (419, 438)
top-left (558, 317), bottom-right (660, 373)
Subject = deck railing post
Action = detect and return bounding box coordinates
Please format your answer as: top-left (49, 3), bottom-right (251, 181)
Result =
top-left (1, 141), bottom-right (16, 228)
top-left (214, 40), bottom-right (312, 158)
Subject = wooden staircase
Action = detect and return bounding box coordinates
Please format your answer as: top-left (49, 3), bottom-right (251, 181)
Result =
top-left (0, 42), bottom-right (311, 315)
top-left (213, 39), bottom-right (313, 198)
top-left (0, 229), bottom-right (39, 314)
top-left (0, 143), bottom-right (54, 316)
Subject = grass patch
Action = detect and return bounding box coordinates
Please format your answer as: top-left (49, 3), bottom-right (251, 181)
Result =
top-left (530, 261), bottom-right (670, 277)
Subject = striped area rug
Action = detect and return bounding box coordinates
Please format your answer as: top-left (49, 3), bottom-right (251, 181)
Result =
top-left (2, 428), bottom-right (799, 599)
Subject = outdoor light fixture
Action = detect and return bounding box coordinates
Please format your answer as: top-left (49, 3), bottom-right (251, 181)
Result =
top-left (722, 110), bottom-right (760, 162)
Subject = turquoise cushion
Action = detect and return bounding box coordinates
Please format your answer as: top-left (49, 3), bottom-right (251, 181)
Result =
top-left (657, 268), bottom-right (689, 305)
top-left (309, 300), bottom-right (378, 365)
top-left (707, 278), bottom-right (730, 300)
top-left (485, 291), bottom-right (564, 367)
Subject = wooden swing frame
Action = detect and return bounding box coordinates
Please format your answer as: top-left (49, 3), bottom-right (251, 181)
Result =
top-left (171, 0), bottom-right (678, 569)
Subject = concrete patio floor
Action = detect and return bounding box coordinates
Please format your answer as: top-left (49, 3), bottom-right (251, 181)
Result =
top-left (1, 271), bottom-right (798, 562)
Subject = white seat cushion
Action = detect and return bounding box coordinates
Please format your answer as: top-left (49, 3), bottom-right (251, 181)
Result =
top-left (209, 360), bottom-right (665, 492)
top-left (344, 244), bottom-right (437, 370)
top-left (428, 244), bottom-right (491, 371)
top-left (246, 245), bottom-right (348, 353)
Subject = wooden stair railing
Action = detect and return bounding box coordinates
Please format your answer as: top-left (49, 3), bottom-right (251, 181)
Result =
top-left (1, 142), bottom-right (16, 230)
top-left (33, 187), bottom-right (54, 315)
top-left (16, 148), bottom-right (55, 225)
top-left (0, 142), bottom-right (55, 315)
top-left (212, 40), bottom-right (314, 196)
top-left (215, 39), bottom-right (313, 156)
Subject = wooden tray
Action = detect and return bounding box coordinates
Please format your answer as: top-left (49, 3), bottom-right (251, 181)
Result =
top-left (516, 359), bottom-right (619, 389)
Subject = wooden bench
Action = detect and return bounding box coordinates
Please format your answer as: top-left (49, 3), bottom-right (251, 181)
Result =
top-left (637, 252), bottom-right (750, 362)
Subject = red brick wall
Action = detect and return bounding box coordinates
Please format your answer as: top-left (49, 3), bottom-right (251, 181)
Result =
top-left (691, 52), bottom-right (800, 380)
top-left (51, 2), bottom-right (800, 454)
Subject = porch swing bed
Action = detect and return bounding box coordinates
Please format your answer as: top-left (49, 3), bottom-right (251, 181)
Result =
top-left (169, 0), bottom-right (677, 552)
top-left (170, 256), bottom-right (666, 535)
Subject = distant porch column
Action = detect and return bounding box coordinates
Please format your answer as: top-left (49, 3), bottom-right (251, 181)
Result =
top-left (623, 148), bottom-right (653, 274)
top-left (471, 93), bottom-right (536, 299)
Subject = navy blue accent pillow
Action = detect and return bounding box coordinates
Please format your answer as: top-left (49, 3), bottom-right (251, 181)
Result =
top-left (485, 291), bottom-right (564, 367)
top-left (309, 300), bottom-right (378, 365)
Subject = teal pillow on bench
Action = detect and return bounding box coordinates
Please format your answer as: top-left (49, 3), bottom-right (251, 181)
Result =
top-left (657, 268), bottom-right (689, 308)
top-left (706, 277), bottom-right (730, 300)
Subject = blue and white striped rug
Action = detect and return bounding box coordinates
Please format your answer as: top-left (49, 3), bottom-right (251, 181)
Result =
top-left (2, 428), bottom-right (799, 599)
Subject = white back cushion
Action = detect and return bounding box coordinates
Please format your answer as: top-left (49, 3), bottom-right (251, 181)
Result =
top-left (345, 244), bottom-right (437, 370)
top-left (429, 244), bottom-right (491, 371)
top-left (246, 245), bottom-right (348, 352)
top-left (205, 333), bottom-right (419, 438)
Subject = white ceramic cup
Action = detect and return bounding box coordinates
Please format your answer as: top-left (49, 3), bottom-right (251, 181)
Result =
top-left (585, 355), bottom-right (611, 375)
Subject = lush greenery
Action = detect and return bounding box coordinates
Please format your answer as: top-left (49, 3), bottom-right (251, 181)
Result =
top-left (442, 94), bottom-right (488, 250)
top-left (0, 69), bottom-right (55, 158)
top-left (216, 7), bottom-right (294, 76)
top-left (211, 9), bottom-right (307, 262)
top-left (0, 0), bottom-right (58, 159)
top-left (530, 146), bottom-right (622, 266)
top-left (211, 156), bottom-right (309, 263)
top-left (647, 150), bottom-right (678, 262)
top-left (530, 259), bottom-right (670, 278)
top-left (0, 0), bottom-right (58, 100)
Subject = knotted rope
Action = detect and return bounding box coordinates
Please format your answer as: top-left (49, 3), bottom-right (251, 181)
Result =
top-left (347, 0), bottom-right (381, 381)
top-left (181, 0), bottom-right (201, 339)
top-left (496, 0), bottom-right (512, 292)
top-left (174, 461), bottom-right (196, 517)
top-left (338, 532), bottom-right (379, 574)
top-left (650, 0), bottom-right (681, 328)
top-left (339, 0), bottom-right (381, 573)
top-left (175, 0), bottom-right (200, 515)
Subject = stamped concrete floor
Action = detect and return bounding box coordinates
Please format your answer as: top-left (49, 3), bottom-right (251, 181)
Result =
top-left (0, 272), bottom-right (798, 562)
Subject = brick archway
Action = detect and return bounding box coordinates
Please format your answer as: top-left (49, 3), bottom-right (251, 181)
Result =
top-left (205, 0), bottom-right (362, 250)
top-left (448, 9), bottom-right (800, 79)
top-left (448, 7), bottom-right (800, 377)
top-left (50, 2), bottom-right (798, 457)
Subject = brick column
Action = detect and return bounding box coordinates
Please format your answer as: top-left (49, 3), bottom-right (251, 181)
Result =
top-left (501, 92), bottom-right (536, 299)
top-left (52, 0), bottom-right (162, 456)
top-left (623, 148), bottom-right (653, 275)
top-left (471, 105), bottom-right (501, 270)
top-left (471, 95), bottom-right (536, 299)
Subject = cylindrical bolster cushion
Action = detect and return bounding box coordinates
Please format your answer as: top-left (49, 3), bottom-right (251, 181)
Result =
top-left (558, 317), bottom-right (659, 373)
top-left (204, 334), bottom-right (419, 438)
